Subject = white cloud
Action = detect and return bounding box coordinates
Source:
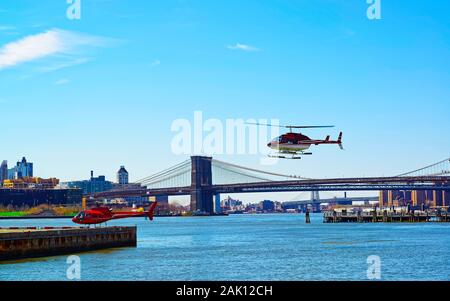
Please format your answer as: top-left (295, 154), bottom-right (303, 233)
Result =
top-left (0, 29), bottom-right (113, 71)
top-left (151, 59), bottom-right (161, 67)
top-left (54, 79), bottom-right (70, 85)
top-left (227, 43), bottom-right (260, 52)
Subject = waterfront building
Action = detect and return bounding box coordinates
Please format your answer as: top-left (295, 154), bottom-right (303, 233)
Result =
top-left (112, 166), bottom-right (148, 205)
top-left (2, 177), bottom-right (59, 189)
top-left (281, 197), bottom-right (377, 213)
top-left (274, 201), bottom-right (283, 212)
top-left (62, 171), bottom-right (113, 195)
top-left (379, 190), bottom-right (449, 208)
top-left (7, 169), bottom-right (14, 180)
top-left (221, 196), bottom-right (244, 212)
top-left (148, 195), bottom-right (169, 204)
top-left (0, 160), bottom-right (7, 186)
top-left (89, 174), bottom-right (113, 193)
top-left (244, 203), bottom-right (259, 213)
top-left (0, 188), bottom-right (82, 207)
top-left (260, 200), bottom-right (275, 212)
top-left (149, 196), bottom-right (170, 215)
top-left (112, 182), bottom-right (149, 205)
top-left (117, 166), bottom-right (129, 185)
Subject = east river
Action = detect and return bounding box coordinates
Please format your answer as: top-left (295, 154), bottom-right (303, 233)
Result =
top-left (1, 214), bottom-right (449, 280)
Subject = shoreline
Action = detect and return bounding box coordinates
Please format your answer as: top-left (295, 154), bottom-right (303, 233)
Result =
top-left (0, 215), bottom-right (74, 220)
top-left (0, 214), bottom-right (226, 220)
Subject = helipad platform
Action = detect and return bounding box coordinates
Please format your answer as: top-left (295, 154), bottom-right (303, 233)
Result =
top-left (0, 226), bottom-right (136, 261)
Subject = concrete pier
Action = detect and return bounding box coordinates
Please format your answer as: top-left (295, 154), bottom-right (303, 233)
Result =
top-left (0, 226), bottom-right (136, 261)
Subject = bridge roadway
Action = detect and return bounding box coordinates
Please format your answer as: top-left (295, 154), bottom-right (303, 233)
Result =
top-left (93, 176), bottom-right (450, 199)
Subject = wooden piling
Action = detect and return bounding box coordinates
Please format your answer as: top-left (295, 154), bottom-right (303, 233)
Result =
top-left (305, 210), bottom-right (311, 224)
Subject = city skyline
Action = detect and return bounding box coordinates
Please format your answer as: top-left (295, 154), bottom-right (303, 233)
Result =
top-left (1, 1), bottom-right (450, 203)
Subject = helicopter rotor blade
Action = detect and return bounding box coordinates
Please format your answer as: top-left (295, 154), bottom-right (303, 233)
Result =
top-left (246, 122), bottom-right (335, 129)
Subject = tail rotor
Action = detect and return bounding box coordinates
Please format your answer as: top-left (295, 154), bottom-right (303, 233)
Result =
top-left (337, 132), bottom-right (344, 150)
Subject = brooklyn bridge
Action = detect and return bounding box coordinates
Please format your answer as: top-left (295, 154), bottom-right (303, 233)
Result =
top-left (93, 156), bottom-right (450, 214)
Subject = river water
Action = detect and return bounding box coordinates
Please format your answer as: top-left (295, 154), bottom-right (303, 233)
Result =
top-left (1, 214), bottom-right (449, 281)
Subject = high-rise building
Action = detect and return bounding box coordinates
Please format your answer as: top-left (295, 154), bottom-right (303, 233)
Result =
top-left (6, 157), bottom-right (33, 179)
top-left (117, 166), bottom-right (129, 185)
top-left (17, 157), bottom-right (33, 178)
top-left (0, 160), bottom-right (7, 186)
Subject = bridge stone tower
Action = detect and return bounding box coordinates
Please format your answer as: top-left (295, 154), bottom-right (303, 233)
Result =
top-left (190, 156), bottom-right (214, 214)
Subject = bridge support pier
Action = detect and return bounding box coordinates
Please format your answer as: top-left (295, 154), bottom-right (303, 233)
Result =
top-left (190, 156), bottom-right (214, 214)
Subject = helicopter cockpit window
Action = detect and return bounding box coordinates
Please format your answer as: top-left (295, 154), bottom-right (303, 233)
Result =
top-left (279, 136), bottom-right (291, 144)
top-left (75, 212), bottom-right (85, 220)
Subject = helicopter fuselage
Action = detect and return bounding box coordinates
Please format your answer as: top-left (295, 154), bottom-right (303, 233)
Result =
top-left (268, 133), bottom-right (312, 153)
top-left (268, 131), bottom-right (343, 156)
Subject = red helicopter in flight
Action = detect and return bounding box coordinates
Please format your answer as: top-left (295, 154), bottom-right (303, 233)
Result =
top-left (250, 123), bottom-right (343, 159)
top-left (72, 202), bottom-right (158, 225)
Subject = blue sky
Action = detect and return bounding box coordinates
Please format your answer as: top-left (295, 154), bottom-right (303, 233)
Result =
top-left (1, 0), bottom-right (450, 202)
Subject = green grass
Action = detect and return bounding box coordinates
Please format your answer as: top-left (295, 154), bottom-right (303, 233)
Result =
top-left (64, 212), bottom-right (78, 216)
top-left (0, 211), bottom-right (28, 217)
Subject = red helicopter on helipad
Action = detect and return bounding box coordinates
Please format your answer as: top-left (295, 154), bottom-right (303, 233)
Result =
top-left (250, 123), bottom-right (343, 159)
top-left (72, 202), bottom-right (158, 225)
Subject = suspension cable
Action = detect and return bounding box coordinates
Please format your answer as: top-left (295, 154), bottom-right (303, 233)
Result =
top-left (134, 160), bottom-right (190, 184)
top-left (212, 159), bottom-right (309, 180)
top-left (396, 158), bottom-right (450, 177)
top-left (213, 165), bottom-right (272, 182)
top-left (142, 170), bottom-right (191, 187)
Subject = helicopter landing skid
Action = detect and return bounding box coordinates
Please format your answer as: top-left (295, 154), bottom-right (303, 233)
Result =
top-left (269, 155), bottom-right (302, 159)
top-left (269, 152), bottom-right (312, 159)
